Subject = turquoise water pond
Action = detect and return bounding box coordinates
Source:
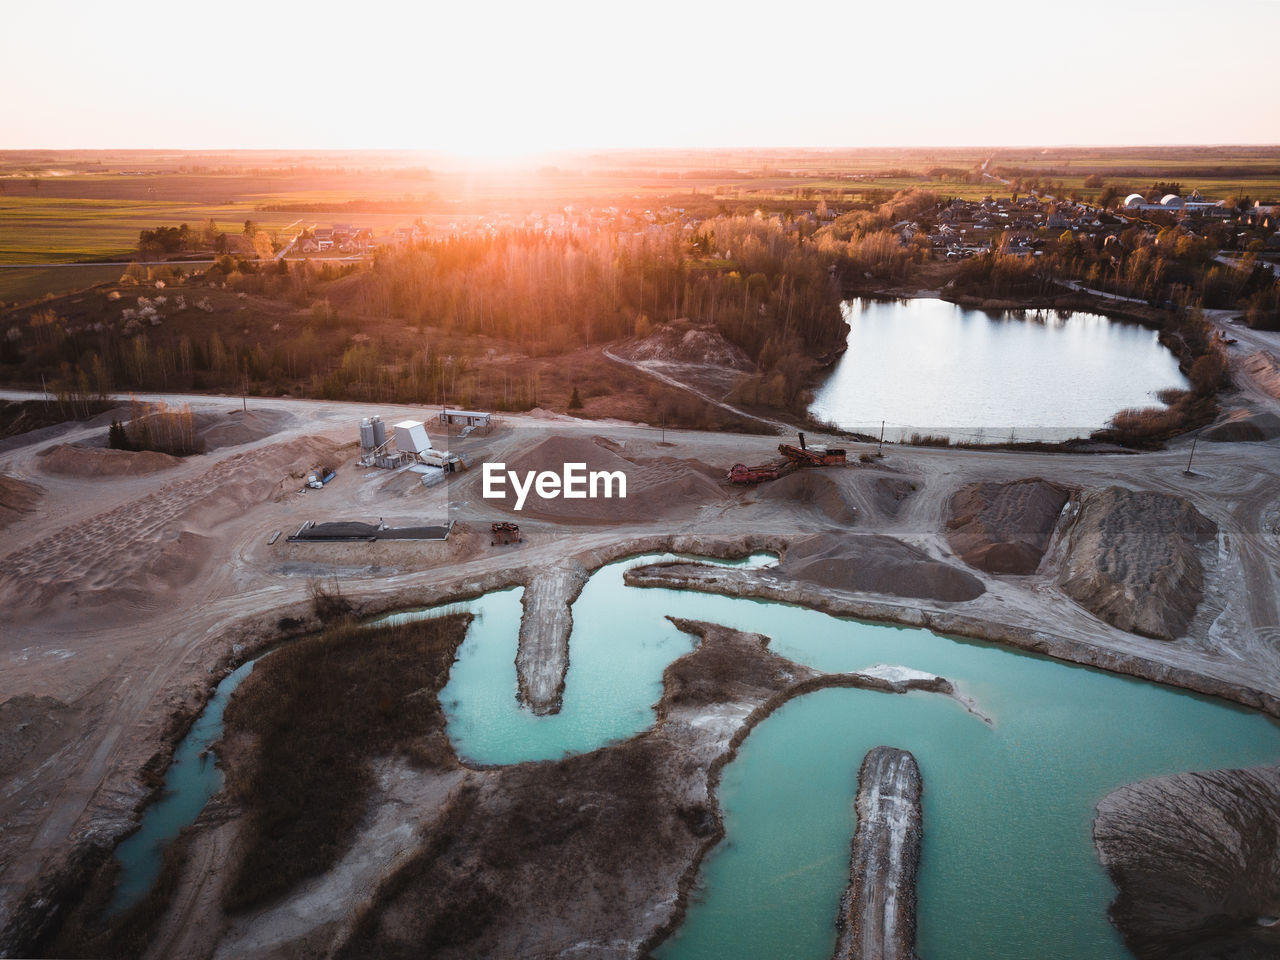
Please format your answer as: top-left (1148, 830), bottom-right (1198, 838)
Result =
top-left (111, 553), bottom-right (1280, 960)
top-left (107, 658), bottom-right (258, 913)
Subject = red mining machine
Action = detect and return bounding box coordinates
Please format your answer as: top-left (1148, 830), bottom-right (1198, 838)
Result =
top-left (779, 430), bottom-right (846, 466)
top-left (726, 432), bottom-right (847, 485)
top-left (726, 462), bottom-right (784, 484)
top-left (491, 521), bottom-right (522, 545)
top-left (777, 443), bottom-right (847, 466)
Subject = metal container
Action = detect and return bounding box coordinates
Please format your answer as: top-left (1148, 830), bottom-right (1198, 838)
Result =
top-left (359, 418), bottom-right (375, 451)
top-left (371, 415), bottom-right (386, 448)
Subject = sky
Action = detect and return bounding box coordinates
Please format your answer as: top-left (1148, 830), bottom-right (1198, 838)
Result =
top-left (2, 0), bottom-right (1278, 155)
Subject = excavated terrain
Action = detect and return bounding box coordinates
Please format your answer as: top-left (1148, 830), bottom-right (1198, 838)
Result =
top-left (781, 532), bottom-right (986, 602)
top-left (946, 478), bottom-right (1072, 574)
top-left (1094, 765), bottom-right (1280, 960)
top-left (1057, 486), bottom-right (1217, 641)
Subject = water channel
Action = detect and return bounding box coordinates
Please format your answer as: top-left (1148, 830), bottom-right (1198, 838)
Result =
top-left (808, 297), bottom-right (1189, 443)
top-left (112, 553), bottom-right (1280, 960)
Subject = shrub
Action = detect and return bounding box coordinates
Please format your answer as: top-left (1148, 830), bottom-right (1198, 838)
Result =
top-left (306, 577), bottom-right (352, 622)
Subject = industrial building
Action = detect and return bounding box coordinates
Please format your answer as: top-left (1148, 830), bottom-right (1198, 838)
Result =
top-left (357, 414), bottom-right (462, 479)
top-left (439, 408), bottom-right (492, 437)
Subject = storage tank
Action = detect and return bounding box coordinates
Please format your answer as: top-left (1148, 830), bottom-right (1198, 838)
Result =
top-left (371, 415), bottom-right (386, 448)
top-left (359, 418), bottom-right (376, 451)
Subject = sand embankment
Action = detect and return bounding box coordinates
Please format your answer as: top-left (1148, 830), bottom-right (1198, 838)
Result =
top-left (832, 746), bottom-right (922, 960)
top-left (754, 470), bottom-right (859, 525)
top-left (1057, 487), bottom-right (1217, 641)
top-left (946, 478), bottom-right (1071, 574)
top-left (0, 474), bottom-right (44, 530)
top-left (1201, 408), bottom-right (1280, 443)
top-left (1241, 350), bottom-right (1280, 400)
top-left (781, 533), bottom-right (985, 602)
top-left (872, 477), bottom-right (917, 518)
top-left (516, 559), bottom-right (590, 715)
top-left (1, 435), bottom-right (342, 615)
top-left (194, 409), bottom-right (297, 451)
top-left (1094, 765), bottom-right (1280, 960)
top-left (35, 443), bottom-right (182, 477)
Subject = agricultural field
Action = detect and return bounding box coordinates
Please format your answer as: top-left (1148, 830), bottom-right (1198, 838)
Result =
top-left (2, 146), bottom-right (1279, 290)
top-left (0, 264), bottom-right (133, 304)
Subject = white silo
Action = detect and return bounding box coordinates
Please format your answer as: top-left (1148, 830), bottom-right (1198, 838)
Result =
top-left (359, 417), bottom-right (376, 451)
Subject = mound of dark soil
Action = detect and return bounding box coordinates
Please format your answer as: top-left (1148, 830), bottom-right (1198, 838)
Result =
top-left (946, 478), bottom-right (1072, 574)
top-left (755, 470), bottom-right (858, 525)
top-left (194, 408), bottom-right (296, 450)
top-left (1201, 409), bottom-right (1280, 443)
top-left (781, 533), bottom-right (985, 602)
top-left (1058, 487), bottom-right (1216, 640)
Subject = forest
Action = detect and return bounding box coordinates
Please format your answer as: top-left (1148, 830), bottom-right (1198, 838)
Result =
top-left (3, 212), bottom-right (915, 427)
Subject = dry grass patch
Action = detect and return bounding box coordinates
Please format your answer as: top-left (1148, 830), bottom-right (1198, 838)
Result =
top-left (221, 613), bottom-right (471, 911)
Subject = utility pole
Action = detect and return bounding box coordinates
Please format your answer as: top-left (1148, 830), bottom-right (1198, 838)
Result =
top-left (877, 420), bottom-right (885, 457)
top-left (41, 374), bottom-right (48, 410)
top-left (1183, 433), bottom-right (1199, 476)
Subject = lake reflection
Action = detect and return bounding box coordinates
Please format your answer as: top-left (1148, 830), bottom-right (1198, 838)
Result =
top-left (808, 298), bottom-right (1188, 443)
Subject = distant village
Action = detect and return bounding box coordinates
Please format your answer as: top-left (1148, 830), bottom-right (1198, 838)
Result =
top-left (280, 190), bottom-right (1280, 263)
top-left (914, 191), bottom-right (1279, 261)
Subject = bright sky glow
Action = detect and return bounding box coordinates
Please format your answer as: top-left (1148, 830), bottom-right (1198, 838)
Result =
top-left (2, 0), bottom-right (1278, 153)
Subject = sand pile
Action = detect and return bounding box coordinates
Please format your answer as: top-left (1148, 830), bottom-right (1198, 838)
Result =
top-left (195, 408), bottom-right (296, 450)
top-left (1200, 408), bottom-right (1280, 443)
top-left (633, 454), bottom-right (726, 483)
top-left (1242, 350), bottom-right (1280, 400)
top-left (484, 434), bottom-right (725, 522)
top-left (781, 533), bottom-right (985, 602)
top-left (1058, 487), bottom-right (1216, 641)
top-left (871, 477), bottom-right (916, 518)
top-left (618, 318), bottom-right (755, 370)
top-left (0, 474), bottom-right (43, 530)
top-left (755, 470), bottom-right (858, 525)
top-left (946, 478), bottom-right (1072, 574)
top-left (35, 443), bottom-right (182, 478)
top-left (1, 435), bottom-right (341, 613)
top-left (1094, 764), bottom-right (1280, 960)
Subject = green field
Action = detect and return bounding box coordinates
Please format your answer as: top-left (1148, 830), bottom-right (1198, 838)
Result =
top-left (0, 197), bottom-right (306, 265)
top-left (0, 264), bottom-right (139, 303)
